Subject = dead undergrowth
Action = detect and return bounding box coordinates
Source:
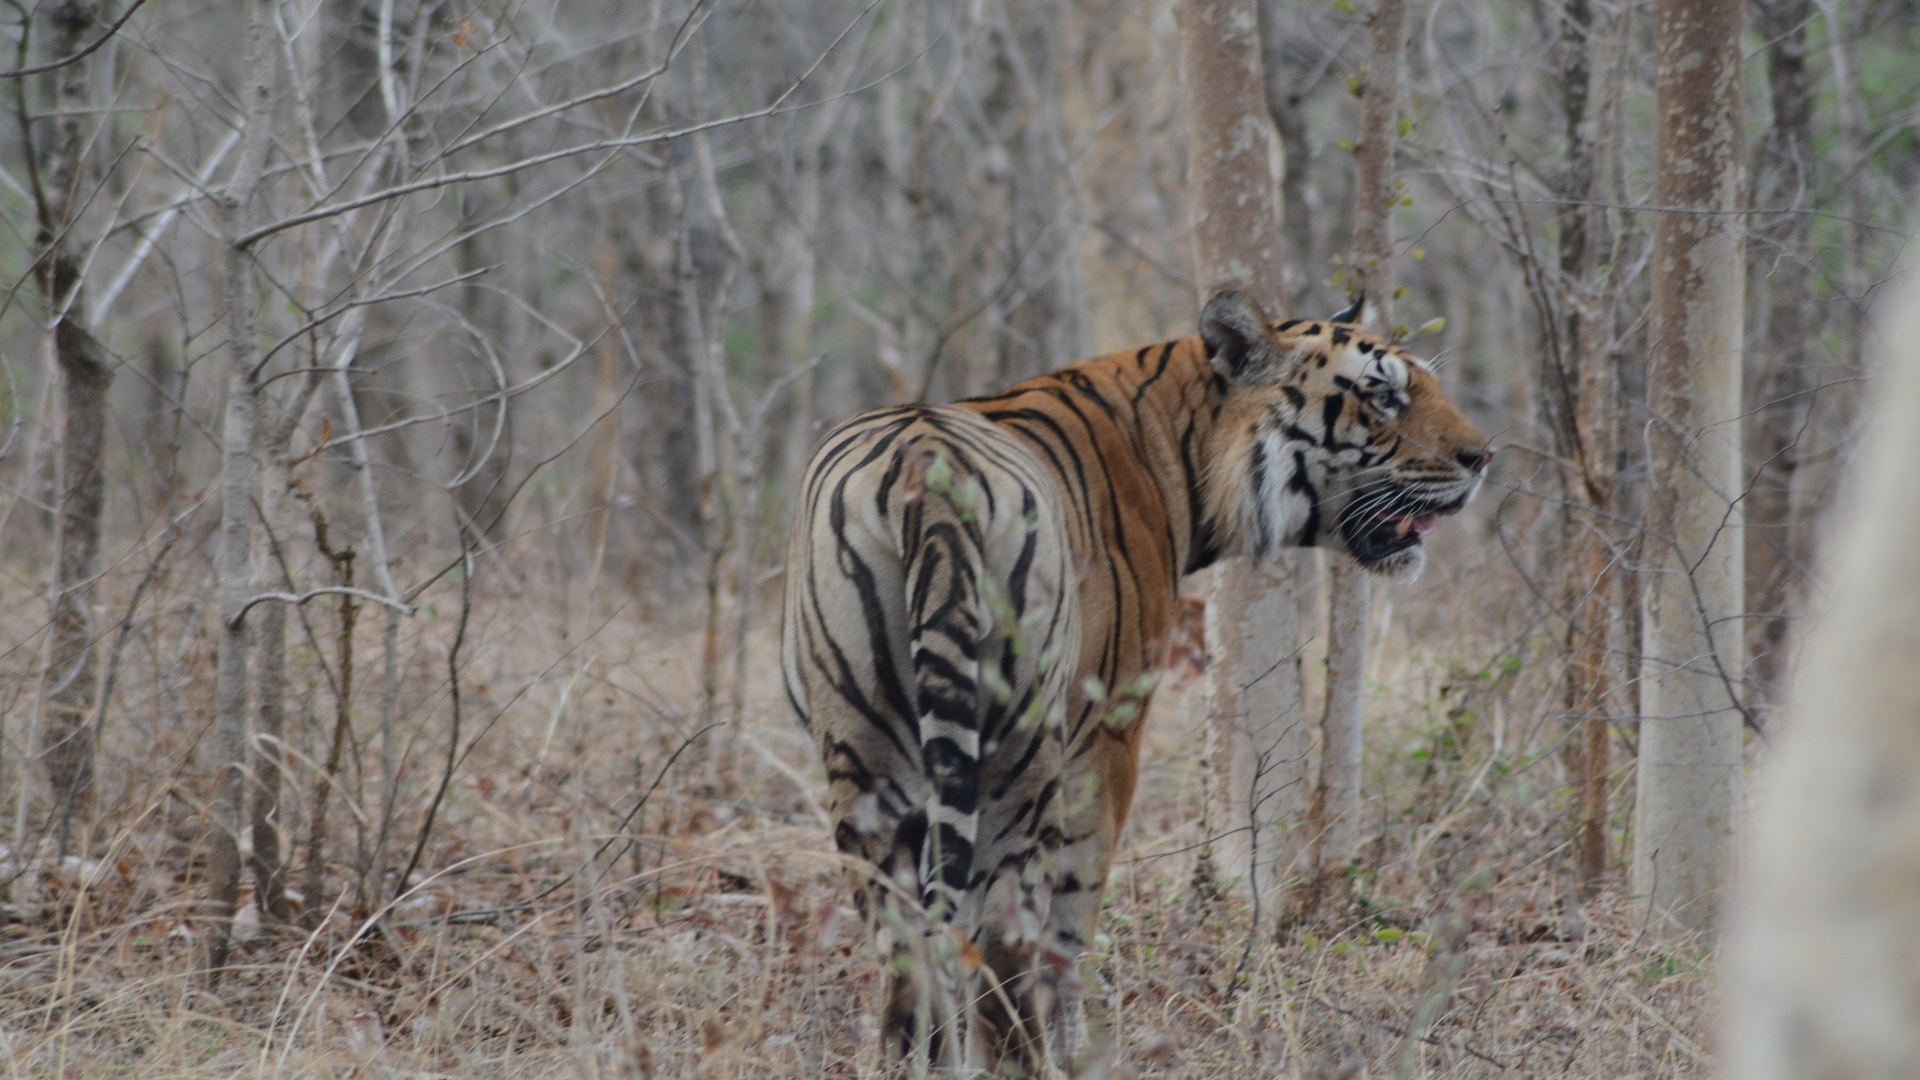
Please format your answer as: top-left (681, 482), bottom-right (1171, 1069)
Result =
top-left (0, 525), bottom-right (1713, 1078)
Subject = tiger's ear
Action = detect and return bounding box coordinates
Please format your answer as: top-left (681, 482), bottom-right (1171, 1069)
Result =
top-left (1331, 290), bottom-right (1366, 325)
top-left (1201, 290), bottom-right (1285, 384)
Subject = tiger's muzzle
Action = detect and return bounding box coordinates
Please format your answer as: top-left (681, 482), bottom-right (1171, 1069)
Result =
top-left (1337, 479), bottom-right (1481, 575)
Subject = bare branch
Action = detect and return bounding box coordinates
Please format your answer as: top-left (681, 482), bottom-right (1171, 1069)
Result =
top-left (0, 0), bottom-right (148, 80)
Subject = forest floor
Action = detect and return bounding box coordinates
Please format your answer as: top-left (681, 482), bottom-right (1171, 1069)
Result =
top-left (0, 530), bottom-right (1715, 1078)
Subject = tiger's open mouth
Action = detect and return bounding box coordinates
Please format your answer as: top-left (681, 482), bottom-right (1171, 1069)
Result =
top-left (1338, 488), bottom-right (1473, 571)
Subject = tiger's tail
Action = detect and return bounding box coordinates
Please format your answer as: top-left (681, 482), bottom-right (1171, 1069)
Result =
top-left (901, 448), bottom-right (988, 925)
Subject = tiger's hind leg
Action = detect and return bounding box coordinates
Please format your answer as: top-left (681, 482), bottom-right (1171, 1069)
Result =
top-left (966, 633), bottom-right (1075, 1074)
top-left (969, 860), bottom-right (1063, 1077)
top-left (826, 775), bottom-right (961, 1072)
top-left (957, 471), bottom-right (1078, 1075)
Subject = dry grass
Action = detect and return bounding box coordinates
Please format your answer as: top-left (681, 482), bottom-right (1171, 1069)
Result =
top-left (0, 523), bottom-right (1714, 1078)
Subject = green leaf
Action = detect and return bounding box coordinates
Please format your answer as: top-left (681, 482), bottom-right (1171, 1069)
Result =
top-left (1397, 115), bottom-right (1413, 137)
top-left (1372, 927), bottom-right (1404, 943)
top-left (1418, 317), bottom-right (1447, 335)
top-left (1119, 669), bottom-right (1162, 699)
top-left (923, 453), bottom-right (952, 493)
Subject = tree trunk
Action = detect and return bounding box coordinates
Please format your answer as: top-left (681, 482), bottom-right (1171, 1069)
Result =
top-left (1304, 0), bottom-right (1404, 918)
top-left (587, 231), bottom-right (626, 588)
top-left (302, 523), bottom-right (356, 931)
top-left (1632, 0), bottom-right (1747, 931)
top-left (1550, 0), bottom-right (1622, 894)
top-left (207, 0), bottom-right (276, 982)
top-left (248, 428), bottom-right (303, 925)
top-left (1745, 0), bottom-right (1817, 704)
top-left (449, 189), bottom-right (514, 542)
top-left (1256, 0), bottom-right (1317, 312)
top-left (771, 144), bottom-right (821, 492)
top-left (35, 0), bottom-right (117, 858)
top-left (141, 333), bottom-right (181, 508)
top-left (1569, 522), bottom-right (1617, 889)
top-left (209, 376), bottom-right (260, 980)
top-left (1176, 0), bottom-right (1311, 919)
top-left (1724, 261), bottom-right (1920, 1080)
top-left (1347, 0), bottom-right (1403, 317)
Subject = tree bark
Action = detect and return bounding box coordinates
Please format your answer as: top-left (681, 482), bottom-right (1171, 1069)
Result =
top-left (1724, 259), bottom-right (1920, 1080)
top-left (587, 231), bottom-right (626, 586)
top-left (1347, 0), bottom-right (1403, 319)
top-left (242, 307), bottom-right (346, 933)
top-left (1632, 0), bottom-right (1747, 931)
top-left (770, 142), bottom-right (821, 491)
top-left (449, 189), bottom-right (514, 542)
top-left (1745, 0), bottom-right (1817, 703)
top-left (35, 0), bottom-right (117, 857)
top-left (247, 447), bottom-right (292, 924)
top-left (1304, 0), bottom-right (1404, 918)
top-left (207, 0), bottom-right (276, 982)
top-left (1176, 0), bottom-right (1311, 918)
top-left (1256, 0), bottom-right (1317, 312)
top-left (1550, 0), bottom-right (1622, 895)
top-left (208, 377), bottom-right (259, 980)
top-left (302, 516), bottom-right (356, 931)
top-left (248, 388), bottom-right (328, 926)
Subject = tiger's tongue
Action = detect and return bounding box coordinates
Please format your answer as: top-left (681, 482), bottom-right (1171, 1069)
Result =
top-left (1388, 513), bottom-right (1439, 539)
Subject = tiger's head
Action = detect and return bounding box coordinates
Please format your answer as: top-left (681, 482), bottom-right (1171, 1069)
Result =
top-left (1200, 289), bottom-right (1492, 579)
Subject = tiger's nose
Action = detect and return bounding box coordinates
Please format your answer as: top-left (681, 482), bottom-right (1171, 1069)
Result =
top-left (1456, 448), bottom-right (1494, 473)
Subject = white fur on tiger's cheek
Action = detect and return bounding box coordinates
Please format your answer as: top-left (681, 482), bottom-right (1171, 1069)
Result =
top-left (1241, 429), bottom-right (1321, 556)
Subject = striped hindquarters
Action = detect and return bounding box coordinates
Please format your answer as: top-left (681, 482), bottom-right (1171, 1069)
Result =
top-left (781, 405), bottom-right (1077, 923)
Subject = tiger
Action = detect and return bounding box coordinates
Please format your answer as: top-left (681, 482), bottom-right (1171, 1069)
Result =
top-left (780, 289), bottom-right (1492, 1074)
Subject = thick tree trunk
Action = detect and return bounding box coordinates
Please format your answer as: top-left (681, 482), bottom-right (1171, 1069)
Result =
top-left (1724, 261), bottom-right (1920, 1080)
top-left (1745, 0), bottom-right (1817, 702)
top-left (44, 321), bottom-right (110, 851)
top-left (1176, 0), bottom-right (1311, 918)
top-left (1632, 0), bottom-right (1747, 931)
top-left (36, 0), bottom-right (116, 857)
